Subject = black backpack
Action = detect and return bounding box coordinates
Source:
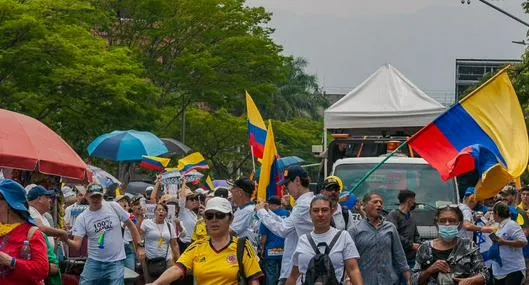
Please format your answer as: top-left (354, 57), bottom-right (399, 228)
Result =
top-left (303, 231), bottom-right (343, 285)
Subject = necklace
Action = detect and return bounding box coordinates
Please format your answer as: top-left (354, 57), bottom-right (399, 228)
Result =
top-left (156, 221), bottom-right (165, 248)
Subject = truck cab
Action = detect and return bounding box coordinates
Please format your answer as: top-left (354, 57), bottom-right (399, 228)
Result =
top-left (328, 139), bottom-right (459, 239)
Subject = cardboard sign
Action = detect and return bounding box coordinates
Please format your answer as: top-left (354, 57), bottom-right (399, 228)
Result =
top-left (162, 171), bottom-right (181, 195)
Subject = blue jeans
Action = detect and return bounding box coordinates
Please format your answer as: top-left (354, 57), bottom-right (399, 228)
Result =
top-left (124, 243), bottom-right (136, 271)
top-left (263, 258), bottom-right (282, 285)
top-left (80, 258), bottom-right (125, 285)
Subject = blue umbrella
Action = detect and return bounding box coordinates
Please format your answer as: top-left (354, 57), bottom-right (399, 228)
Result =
top-left (88, 130), bottom-right (169, 161)
top-left (256, 156), bottom-right (305, 179)
top-left (277, 156), bottom-right (305, 171)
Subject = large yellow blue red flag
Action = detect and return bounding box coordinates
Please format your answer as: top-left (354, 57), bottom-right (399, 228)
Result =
top-left (246, 91), bottom-right (267, 160)
top-left (257, 121), bottom-right (281, 202)
top-left (177, 152), bottom-right (209, 174)
top-left (409, 67), bottom-right (529, 200)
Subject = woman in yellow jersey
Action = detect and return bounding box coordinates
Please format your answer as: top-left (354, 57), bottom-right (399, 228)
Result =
top-left (148, 197), bottom-right (263, 285)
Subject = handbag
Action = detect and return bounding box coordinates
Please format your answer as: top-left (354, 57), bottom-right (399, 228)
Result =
top-left (146, 222), bottom-right (172, 278)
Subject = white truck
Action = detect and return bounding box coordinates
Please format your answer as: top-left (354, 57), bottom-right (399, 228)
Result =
top-left (331, 155), bottom-right (458, 239)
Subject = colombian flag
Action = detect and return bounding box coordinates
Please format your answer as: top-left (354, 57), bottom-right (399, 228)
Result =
top-left (246, 91), bottom-right (267, 160)
top-left (409, 67), bottom-right (529, 200)
top-left (139, 156), bottom-right (171, 172)
top-left (257, 121), bottom-right (282, 202)
top-left (177, 152), bottom-right (209, 174)
top-left (205, 175), bottom-right (215, 191)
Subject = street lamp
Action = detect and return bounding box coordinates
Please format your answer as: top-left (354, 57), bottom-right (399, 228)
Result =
top-left (462, 0), bottom-right (529, 28)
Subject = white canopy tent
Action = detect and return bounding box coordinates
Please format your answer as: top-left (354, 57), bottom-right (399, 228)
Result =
top-left (324, 64), bottom-right (446, 134)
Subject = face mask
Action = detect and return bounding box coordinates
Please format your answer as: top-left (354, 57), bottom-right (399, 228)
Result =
top-left (438, 224), bottom-right (459, 241)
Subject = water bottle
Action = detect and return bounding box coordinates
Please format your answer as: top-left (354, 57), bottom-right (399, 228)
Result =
top-left (20, 240), bottom-right (31, 260)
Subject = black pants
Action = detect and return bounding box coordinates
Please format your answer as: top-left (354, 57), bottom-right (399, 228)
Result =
top-left (494, 270), bottom-right (524, 285)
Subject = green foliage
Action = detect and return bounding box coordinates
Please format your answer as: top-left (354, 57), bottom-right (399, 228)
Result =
top-left (0, 0), bottom-right (160, 153)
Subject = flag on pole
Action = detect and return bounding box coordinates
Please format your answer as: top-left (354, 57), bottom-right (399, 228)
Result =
top-left (177, 152), bottom-right (209, 174)
top-left (205, 175), bottom-right (215, 191)
top-left (409, 67), bottom-right (529, 200)
top-left (257, 121), bottom-right (281, 202)
top-left (139, 155), bottom-right (171, 172)
top-left (246, 91), bottom-right (267, 160)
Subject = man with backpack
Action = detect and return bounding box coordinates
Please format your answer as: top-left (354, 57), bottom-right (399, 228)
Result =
top-left (65, 184), bottom-right (144, 285)
top-left (321, 176), bottom-right (356, 231)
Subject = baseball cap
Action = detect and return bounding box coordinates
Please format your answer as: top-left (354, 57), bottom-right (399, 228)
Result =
top-left (27, 185), bottom-right (55, 201)
top-left (0, 180), bottom-right (36, 225)
top-left (278, 165), bottom-right (308, 186)
top-left (464, 187), bottom-right (475, 198)
top-left (86, 184), bottom-right (104, 197)
top-left (62, 185), bottom-right (76, 199)
top-left (322, 176), bottom-right (344, 192)
top-left (229, 177), bottom-right (255, 195)
top-left (204, 197), bottom-right (232, 213)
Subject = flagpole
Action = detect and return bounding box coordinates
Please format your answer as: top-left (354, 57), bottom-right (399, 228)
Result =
top-left (347, 141), bottom-right (409, 194)
top-left (250, 145), bottom-right (256, 174)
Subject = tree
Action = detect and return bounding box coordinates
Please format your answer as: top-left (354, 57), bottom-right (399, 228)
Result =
top-left (0, 0), bottom-right (160, 153)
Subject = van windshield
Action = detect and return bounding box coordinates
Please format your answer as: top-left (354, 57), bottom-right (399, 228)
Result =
top-left (334, 163), bottom-right (457, 211)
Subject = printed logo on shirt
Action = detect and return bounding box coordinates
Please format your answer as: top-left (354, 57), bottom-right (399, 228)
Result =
top-left (93, 216), bottom-right (113, 233)
top-left (267, 248), bottom-right (284, 256)
top-left (199, 256), bottom-right (206, 263)
top-left (227, 255), bottom-right (237, 264)
top-left (351, 213), bottom-right (363, 221)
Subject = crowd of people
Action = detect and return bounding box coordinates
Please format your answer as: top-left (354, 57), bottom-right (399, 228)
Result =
top-left (1, 165), bottom-right (529, 285)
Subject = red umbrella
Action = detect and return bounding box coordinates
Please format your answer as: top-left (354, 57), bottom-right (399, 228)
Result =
top-left (0, 109), bottom-right (90, 181)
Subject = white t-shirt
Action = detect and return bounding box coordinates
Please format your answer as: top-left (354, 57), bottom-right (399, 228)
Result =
top-left (492, 219), bottom-right (527, 277)
top-left (29, 206), bottom-right (55, 248)
top-left (141, 219), bottom-right (177, 261)
top-left (178, 199), bottom-right (197, 243)
top-left (293, 227), bottom-right (359, 284)
top-left (72, 201), bottom-right (130, 262)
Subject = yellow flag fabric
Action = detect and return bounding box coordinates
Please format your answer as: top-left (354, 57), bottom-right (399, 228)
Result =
top-left (206, 175), bottom-right (215, 191)
top-left (460, 69), bottom-right (529, 199)
top-left (177, 152), bottom-right (208, 172)
top-left (257, 121), bottom-right (279, 202)
top-left (245, 91), bottom-right (267, 130)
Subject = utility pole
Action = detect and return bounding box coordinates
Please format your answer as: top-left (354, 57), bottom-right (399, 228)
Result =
top-left (463, 0), bottom-right (529, 28)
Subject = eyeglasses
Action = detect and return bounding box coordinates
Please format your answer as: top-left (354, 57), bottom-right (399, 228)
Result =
top-left (323, 186), bottom-right (340, 192)
top-left (204, 211), bottom-right (228, 220)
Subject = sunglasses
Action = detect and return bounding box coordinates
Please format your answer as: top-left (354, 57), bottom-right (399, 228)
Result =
top-left (187, 197), bottom-right (199, 201)
top-left (204, 211), bottom-right (228, 220)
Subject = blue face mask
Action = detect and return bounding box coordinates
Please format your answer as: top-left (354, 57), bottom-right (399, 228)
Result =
top-left (438, 224), bottom-right (459, 241)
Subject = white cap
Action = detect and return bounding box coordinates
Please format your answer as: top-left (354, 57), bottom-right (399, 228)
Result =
top-left (146, 186), bottom-right (154, 192)
top-left (204, 197), bottom-right (232, 213)
top-left (195, 188), bottom-right (208, 195)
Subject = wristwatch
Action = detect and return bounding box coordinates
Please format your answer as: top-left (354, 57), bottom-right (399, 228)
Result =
top-left (136, 242), bottom-right (145, 248)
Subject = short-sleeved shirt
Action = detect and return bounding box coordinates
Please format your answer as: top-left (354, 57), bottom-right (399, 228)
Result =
top-left (72, 201), bottom-right (130, 262)
top-left (141, 219), bottom-right (177, 261)
top-left (29, 206), bottom-right (55, 248)
top-left (293, 227), bottom-right (359, 284)
top-left (260, 208), bottom-right (289, 259)
top-left (176, 236), bottom-right (263, 285)
top-left (492, 219), bottom-right (527, 277)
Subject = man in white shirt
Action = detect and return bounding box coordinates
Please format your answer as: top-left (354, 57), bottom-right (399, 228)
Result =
top-left (27, 185), bottom-right (68, 248)
top-left (320, 176), bottom-right (356, 231)
top-left (256, 165), bottom-right (314, 285)
top-left (229, 177), bottom-right (259, 247)
top-left (66, 184), bottom-right (144, 285)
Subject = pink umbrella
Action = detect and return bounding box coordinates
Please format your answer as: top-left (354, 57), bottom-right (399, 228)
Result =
top-left (0, 109), bottom-right (90, 181)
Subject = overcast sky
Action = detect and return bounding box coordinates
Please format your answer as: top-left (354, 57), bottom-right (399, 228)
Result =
top-left (248, 0), bottom-right (528, 103)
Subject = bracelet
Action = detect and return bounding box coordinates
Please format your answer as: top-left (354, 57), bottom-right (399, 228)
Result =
top-left (10, 257), bottom-right (16, 268)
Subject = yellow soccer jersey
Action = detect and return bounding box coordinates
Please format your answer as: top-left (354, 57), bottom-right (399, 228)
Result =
top-left (176, 237), bottom-right (262, 285)
top-left (192, 218), bottom-right (208, 241)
